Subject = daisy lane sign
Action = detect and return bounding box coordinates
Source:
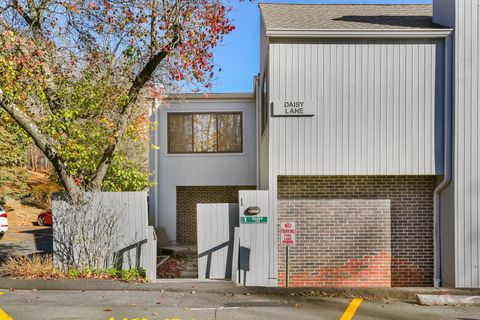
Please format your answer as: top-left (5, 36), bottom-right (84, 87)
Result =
top-left (272, 101), bottom-right (316, 117)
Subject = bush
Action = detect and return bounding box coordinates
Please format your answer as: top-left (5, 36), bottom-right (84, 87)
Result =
top-left (1, 254), bottom-right (61, 279)
top-left (1, 254), bottom-right (146, 282)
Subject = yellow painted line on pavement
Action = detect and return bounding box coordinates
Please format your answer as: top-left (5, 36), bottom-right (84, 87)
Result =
top-left (339, 298), bottom-right (363, 320)
top-left (0, 292), bottom-right (13, 320)
top-left (0, 309), bottom-right (13, 320)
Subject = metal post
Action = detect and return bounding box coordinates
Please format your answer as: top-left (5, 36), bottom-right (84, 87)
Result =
top-left (286, 246), bottom-right (289, 287)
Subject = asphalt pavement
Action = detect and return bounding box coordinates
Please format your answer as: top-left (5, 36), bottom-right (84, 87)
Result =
top-left (0, 288), bottom-right (479, 320)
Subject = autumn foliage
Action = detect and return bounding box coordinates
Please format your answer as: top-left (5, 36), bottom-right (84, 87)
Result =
top-left (0, 0), bottom-right (235, 196)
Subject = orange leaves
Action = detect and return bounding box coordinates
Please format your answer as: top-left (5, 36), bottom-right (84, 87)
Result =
top-left (69, 4), bottom-right (80, 14)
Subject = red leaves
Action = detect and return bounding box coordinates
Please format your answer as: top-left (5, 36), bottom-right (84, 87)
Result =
top-left (159, 0), bottom-right (235, 88)
top-left (158, 257), bottom-right (186, 279)
top-left (73, 177), bottom-right (84, 187)
top-left (173, 72), bottom-right (184, 81)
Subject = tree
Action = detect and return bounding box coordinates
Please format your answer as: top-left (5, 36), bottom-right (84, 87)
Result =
top-left (0, 0), bottom-right (235, 198)
top-left (0, 110), bottom-right (29, 196)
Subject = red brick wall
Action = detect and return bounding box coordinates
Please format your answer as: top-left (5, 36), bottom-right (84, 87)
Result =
top-left (277, 176), bottom-right (436, 287)
top-left (278, 199), bottom-right (392, 287)
top-left (176, 186), bottom-right (256, 245)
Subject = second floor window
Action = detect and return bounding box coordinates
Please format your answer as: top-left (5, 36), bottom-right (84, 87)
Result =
top-left (168, 112), bottom-right (243, 154)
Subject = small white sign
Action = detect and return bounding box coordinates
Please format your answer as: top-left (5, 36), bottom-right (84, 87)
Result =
top-left (272, 101), bottom-right (316, 117)
top-left (280, 222), bottom-right (296, 246)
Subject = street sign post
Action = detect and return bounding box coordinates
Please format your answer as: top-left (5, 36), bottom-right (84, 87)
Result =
top-left (280, 222), bottom-right (296, 287)
top-left (280, 222), bottom-right (296, 246)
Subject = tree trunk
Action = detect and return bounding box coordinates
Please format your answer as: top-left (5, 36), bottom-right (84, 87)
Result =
top-left (0, 90), bottom-right (81, 198)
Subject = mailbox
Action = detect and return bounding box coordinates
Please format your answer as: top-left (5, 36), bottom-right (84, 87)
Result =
top-left (244, 206), bottom-right (261, 216)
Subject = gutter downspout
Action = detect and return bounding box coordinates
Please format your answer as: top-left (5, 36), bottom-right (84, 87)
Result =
top-left (433, 34), bottom-right (453, 288)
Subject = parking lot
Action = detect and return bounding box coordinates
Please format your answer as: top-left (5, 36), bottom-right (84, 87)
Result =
top-left (0, 288), bottom-right (479, 320)
top-left (0, 199), bottom-right (52, 272)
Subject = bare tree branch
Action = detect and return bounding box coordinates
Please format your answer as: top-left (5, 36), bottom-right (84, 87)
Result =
top-left (91, 48), bottom-right (171, 190)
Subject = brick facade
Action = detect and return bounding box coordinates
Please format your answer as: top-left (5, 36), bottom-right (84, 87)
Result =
top-left (277, 176), bottom-right (437, 287)
top-left (278, 199), bottom-right (392, 287)
top-left (176, 185), bottom-right (256, 245)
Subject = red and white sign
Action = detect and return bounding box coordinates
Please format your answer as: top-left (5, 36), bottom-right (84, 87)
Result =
top-left (280, 222), bottom-right (296, 246)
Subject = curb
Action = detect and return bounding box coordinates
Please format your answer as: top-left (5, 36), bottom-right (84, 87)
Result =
top-left (0, 278), bottom-right (241, 293)
top-left (417, 294), bottom-right (480, 306)
top-left (2, 278), bottom-right (480, 303)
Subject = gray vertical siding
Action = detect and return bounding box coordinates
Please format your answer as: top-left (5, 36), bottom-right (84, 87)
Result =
top-left (269, 39), bottom-right (445, 176)
top-left (266, 38), bottom-right (447, 285)
top-left (150, 98), bottom-right (257, 242)
top-left (452, 0), bottom-right (480, 288)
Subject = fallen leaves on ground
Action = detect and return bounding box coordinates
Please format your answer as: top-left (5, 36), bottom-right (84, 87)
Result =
top-left (157, 257), bottom-right (186, 278)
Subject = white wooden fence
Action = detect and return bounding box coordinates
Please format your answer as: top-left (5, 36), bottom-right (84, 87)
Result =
top-left (197, 191), bottom-right (271, 287)
top-left (52, 192), bottom-right (157, 280)
top-left (197, 203), bottom-right (239, 280)
top-left (238, 190), bottom-right (271, 287)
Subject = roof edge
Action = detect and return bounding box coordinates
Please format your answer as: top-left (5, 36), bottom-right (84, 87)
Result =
top-left (162, 92), bottom-right (255, 101)
top-left (266, 28), bottom-right (454, 39)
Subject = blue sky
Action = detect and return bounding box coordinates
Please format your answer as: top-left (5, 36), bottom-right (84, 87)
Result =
top-left (211, 0), bottom-right (431, 93)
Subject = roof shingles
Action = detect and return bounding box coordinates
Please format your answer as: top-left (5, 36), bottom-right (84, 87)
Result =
top-left (259, 4), bottom-right (445, 30)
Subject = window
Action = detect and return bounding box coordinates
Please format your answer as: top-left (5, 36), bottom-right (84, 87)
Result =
top-left (168, 112), bottom-right (243, 154)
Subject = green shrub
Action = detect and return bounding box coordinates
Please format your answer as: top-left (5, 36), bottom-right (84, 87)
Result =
top-left (119, 268), bottom-right (146, 282)
top-left (68, 268), bottom-right (79, 278)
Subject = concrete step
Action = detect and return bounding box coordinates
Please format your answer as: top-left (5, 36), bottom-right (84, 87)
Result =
top-left (184, 266), bottom-right (197, 271)
top-left (180, 271), bottom-right (198, 278)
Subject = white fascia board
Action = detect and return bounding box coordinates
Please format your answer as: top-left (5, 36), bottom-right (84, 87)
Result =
top-left (163, 92), bottom-right (255, 103)
top-left (266, 28), bottom-right (454, 39)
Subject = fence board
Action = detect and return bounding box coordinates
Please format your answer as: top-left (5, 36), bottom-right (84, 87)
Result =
top-left (197, 203), bottom-right (239, 280)
top-left (52, 192), bottom-right (157, 280)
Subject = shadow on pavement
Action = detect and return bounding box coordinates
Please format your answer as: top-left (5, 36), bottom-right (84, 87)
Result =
top-left (18, 227), bottom-right (53, 253)
top-left (0, 227), bottom-right (53, 267)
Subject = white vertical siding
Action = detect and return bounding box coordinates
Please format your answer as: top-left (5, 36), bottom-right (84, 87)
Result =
top-left (269, 39), bottom-right (445, 176)
top-left (150, 99), bottom-right (257, 242)
top-left (453, 0), bottom-right (480, 288)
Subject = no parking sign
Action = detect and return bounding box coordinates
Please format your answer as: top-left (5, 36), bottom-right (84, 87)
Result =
top-left (280, 222), bottom-right (296, 246)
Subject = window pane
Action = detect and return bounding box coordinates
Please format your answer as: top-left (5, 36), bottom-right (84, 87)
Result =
top-left (168, 114), bottom-right (193, 153)
top-left (193, 114), bottom-right (217, 152)
top-left (218, 113), bottom-right (242, 152)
